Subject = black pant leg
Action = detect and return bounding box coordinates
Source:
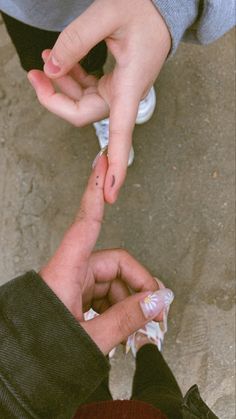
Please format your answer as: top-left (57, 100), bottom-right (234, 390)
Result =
top-left (1, 12), bottom-right (107, 75)
top-left (131, 344), bottom-right (184, 419)
top-left (1, 12), bottom-right (59, 71)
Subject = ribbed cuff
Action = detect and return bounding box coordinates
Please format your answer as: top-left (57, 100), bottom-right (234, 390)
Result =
top-left (151, 0), bottom-right (200, 55)
top-left (0, 271), bottom-right (110, 418)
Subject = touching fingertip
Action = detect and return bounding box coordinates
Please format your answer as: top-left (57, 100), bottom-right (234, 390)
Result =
top-left (104, 188), bottom-right (119, 205)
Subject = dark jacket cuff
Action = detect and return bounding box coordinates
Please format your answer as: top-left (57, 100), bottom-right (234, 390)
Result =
top-left (0, 271), bottom-right (110, 418)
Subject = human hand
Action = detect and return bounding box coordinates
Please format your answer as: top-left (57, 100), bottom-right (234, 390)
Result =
top-left (40, 152), bottom-right (173, 355)
top-left (28, 0), bottom-right (171, 204)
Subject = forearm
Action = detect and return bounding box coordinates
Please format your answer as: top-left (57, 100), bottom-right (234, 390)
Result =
top-left (0, 271), bottom-right (109, 418)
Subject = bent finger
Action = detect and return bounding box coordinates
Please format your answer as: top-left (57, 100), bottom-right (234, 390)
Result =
top-left (28, 70), bottom-right (108, 125)
top-left (81, 288), bottom-right (174, 354)
top-left (91, 249), bottom-right (166, 321)
top-left (43, 2), bottom-right (117, 77)
top-left (90, 249), bottom-right (160, 293)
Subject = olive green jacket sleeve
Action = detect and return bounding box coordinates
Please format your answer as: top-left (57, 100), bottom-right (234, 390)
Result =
top-left (0, 271), bottom-right (110, 419)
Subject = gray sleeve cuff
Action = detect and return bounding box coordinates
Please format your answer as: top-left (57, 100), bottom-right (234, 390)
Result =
top-left (0, 271), bottom-right (110, 418)
top-left (152, 0), bottom-right (235, 55)
top-left (194, 0), bottom-right (235, 45)
top-left (152, 0), bottom-right (199, 55)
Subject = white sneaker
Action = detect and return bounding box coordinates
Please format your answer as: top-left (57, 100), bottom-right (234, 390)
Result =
top-left (93, 118), bottom-right (135, 167)
top-left (93, 86), bottom-right (156, 166)
top-left (136, 86), bottom-right (156, 124)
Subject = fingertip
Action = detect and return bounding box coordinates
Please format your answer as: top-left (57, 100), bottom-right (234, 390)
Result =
top-left (42, 49), bottom-right (51, 63)
top-left (104, 187), bottom-right (119, 204)
top-left (104, 163), bottom-right (127, 204)
top-left (89, 152), bottom-right (109, 192)
top-left (93, 152), bottom-right (108, 174)
top-left (104, 172), bottom-right (119, 204)
top-left (27, 70), bottom-right (33, 83)
top-left (27, 70), bottom-right (40, 88)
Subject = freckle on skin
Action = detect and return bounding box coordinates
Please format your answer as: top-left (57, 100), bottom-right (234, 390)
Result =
top-left (96, 182), bottom-right (98, 186)
top-left (96, 175), bottom-right (99, 179)
top-left (111, 175), bottom-right (115, 188)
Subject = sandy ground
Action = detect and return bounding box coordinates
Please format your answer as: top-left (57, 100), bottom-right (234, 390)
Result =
top-left (0, 17), bottom-right (235, 418)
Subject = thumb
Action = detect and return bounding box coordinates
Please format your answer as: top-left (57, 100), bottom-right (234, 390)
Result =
top-left (81, 288), bottom-right (174, 355)
top-left (104, 81), bottom-right (140, 203)
top-left (43, 2), bottom-right (116, 77)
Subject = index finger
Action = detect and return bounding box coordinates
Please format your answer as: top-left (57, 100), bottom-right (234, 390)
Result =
top-left (49, 152), bottom-right (108, 271)
top-left (68, 151), bottom-right (108, 259)
top-left (103, 71), bottom-right (141, 204)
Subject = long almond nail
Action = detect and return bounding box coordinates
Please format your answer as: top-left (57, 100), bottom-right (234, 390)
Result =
top-left (140, 289), bottom-right (174, 319)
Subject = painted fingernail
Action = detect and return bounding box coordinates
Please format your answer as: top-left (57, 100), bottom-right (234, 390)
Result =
top-left (153, 277), bottom-right (165, 290)
top-left (92, 146), bottom-right (108, 169)
top-left (160, 308), bottom-right (169, 333)
top-left (140, 289), bottom-right (174, 319)
top-left (44, 55), bottom-right (61, 74)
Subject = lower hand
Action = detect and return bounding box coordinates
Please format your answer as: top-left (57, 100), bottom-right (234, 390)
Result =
top-left (40, 153), bottom-right (173, 355)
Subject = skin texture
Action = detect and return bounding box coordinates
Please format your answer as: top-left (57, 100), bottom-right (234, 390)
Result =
top-left (28, 0), bottom-right (171, 204)
top-left (40, 154), bottom-right (172, 355)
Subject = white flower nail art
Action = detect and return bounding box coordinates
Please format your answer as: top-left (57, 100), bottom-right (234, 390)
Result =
top-left (164, 290), bottom-right (174, 306)
top-left (140, 289), bottom-right (174, 319)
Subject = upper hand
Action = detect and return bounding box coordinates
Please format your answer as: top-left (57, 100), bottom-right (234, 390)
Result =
top-left (40, 153), bottom-right (173, 355)
top-left (28, 0), bottom-right (171, 204)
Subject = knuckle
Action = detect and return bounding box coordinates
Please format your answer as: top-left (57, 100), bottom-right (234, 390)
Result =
top-left (75, 206), bottom-right (87, 223)
top-left (75, 204), bottom-right (102, 226)
top-left (115, 302), bottom-right (135, 338)
top-left (117, 248), bottom-right (129, 261)
top-left (59, 26), bottom-right (84, 59)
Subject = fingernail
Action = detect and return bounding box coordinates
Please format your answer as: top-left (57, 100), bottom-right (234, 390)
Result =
top-left (44, 55), bottom-right (61, 74)
top-left (92, 146), bottom-right (108, 169)
top-left (153, 277), bottom-right (165, 290)
top-left (159, 307), bottom-right (169, 333)
top-left (140, 289), bottom-right (174, 319)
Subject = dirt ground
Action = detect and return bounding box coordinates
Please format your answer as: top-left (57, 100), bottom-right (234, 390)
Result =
top-left (0, 17), bottom-right (235, 418)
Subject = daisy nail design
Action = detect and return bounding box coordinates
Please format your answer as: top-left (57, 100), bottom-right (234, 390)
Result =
top-left (140, 289), bottom-right (174, 319)
top-left (163, 290), bottom-right (174, 306)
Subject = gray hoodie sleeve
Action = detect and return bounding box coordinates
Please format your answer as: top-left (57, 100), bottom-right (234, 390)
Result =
top-left (152, 0), bottom-right (235, 54)
top-left (0, 0), bottom-right (235, 54)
